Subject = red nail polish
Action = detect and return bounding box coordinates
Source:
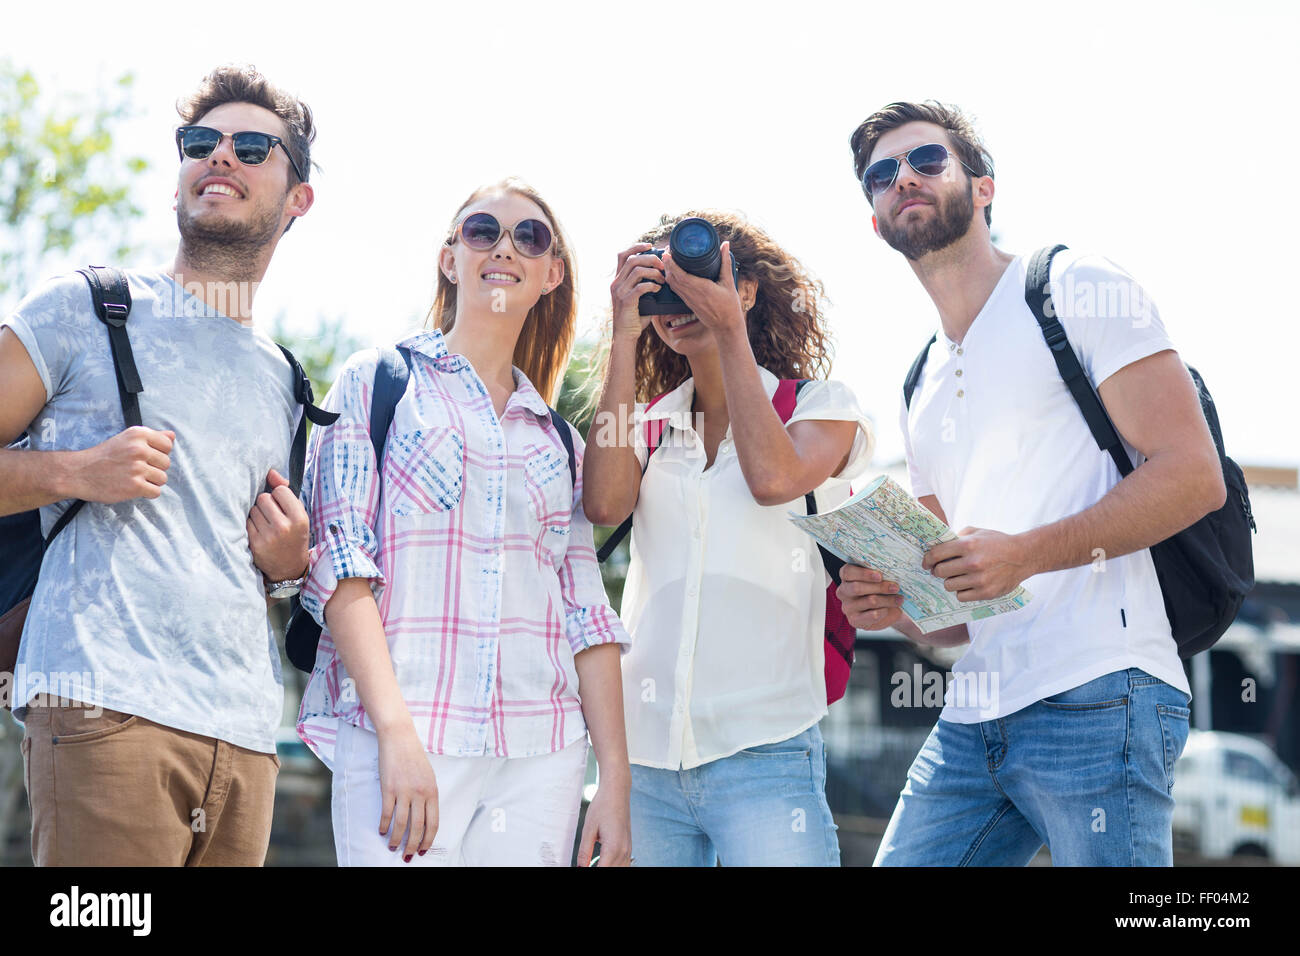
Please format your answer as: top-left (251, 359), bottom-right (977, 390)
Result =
top-left (418, 849), bottom-right (427, 857)
top-left (404, 854), bottom-right (413, 863)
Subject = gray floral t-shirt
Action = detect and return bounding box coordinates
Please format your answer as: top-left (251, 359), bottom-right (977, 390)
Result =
top-left (3, 270), bottom-right (297, 753)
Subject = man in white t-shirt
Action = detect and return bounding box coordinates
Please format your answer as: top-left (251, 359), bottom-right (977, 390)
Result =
top-left (838, 101), bottom-right (1226, 865)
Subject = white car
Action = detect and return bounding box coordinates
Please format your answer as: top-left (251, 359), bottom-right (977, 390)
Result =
top-left (1171, 730), bottom-right (1300, 863)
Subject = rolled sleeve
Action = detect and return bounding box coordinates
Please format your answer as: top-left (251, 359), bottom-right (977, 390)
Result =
top-left (300, 354), bottom-right (386, 626)
top-left (558, 429), bottom-right (632, 655)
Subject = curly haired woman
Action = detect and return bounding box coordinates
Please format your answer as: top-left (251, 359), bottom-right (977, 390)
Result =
top-left (583, 211), bottom-right (875, 866)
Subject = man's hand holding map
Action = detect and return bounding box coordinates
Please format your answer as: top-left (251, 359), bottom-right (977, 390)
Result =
top-left (790, 476), bottom-right (1032, 634)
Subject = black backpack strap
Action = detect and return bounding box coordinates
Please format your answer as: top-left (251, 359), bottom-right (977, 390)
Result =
top-left (902, 333), bottom-right (937, 411)
top-left (276, 344), bottom-right (341, 495)
top-left (43, 499), bottom-right (85, 547)
top-left (369, 346), bottom-right (412, 468)
top-left (78, 266), bottom-right (142, 429)
top-left (547, 406), bottom-right (577, 489)
top-left (1024, 244), bottom-right (1134, 478)
top-left (597, 510), bottom-right (634, 563)
top-left (48, 268), bottom-right (142, 548)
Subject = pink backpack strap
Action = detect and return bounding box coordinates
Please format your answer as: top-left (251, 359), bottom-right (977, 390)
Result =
top-left (642, 390), bottom-right (672, 451)
top-left (772, 378), bottom-right (805, 423)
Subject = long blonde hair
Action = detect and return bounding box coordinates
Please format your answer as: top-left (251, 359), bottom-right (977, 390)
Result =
top-left (427, 178), bottom-right (577, 404)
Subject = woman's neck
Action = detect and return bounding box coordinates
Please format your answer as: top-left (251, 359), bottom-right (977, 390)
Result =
top-left (688, 348), bottom-right (727, 418)
top-left (440, 306), bottom-right (525, 391)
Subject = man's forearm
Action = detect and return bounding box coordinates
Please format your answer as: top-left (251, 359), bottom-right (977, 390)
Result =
top-left (1020, 449), bottom-right (1222, 576)
top-left (0, 447), bottom-right (82, 515)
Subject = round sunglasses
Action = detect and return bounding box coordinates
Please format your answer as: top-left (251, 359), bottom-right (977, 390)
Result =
top-left (175, 125), bottom-right (306, 183)
top-left (448, 212), bottom-right (554, 259)
top-left (861, 143), bottom-right (982, 202)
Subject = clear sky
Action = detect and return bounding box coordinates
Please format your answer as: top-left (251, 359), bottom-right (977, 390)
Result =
top-left (8, 0), bottom-right (1297, 469)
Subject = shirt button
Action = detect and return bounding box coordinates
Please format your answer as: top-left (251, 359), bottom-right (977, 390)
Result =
top-left (687, 585), bottom-right (697, 596)
top-left (948, 343), bottom-right (955, 351)
top-left (692, 527), bottom-right (701, 539)
top-left (957, 389), bottom-right (965, 398)
top-left (955, 369), bottom-right (963, 377)
top-left (956, 347), bottom-right (964, 355)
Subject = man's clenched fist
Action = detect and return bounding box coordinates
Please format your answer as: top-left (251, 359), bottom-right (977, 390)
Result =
top-left (75, 426), bottom-right (175, 503)
top-left (247, 468), bottom-right (309, 583)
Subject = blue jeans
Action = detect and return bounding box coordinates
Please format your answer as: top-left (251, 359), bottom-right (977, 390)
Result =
top-left (875, 668), bottom-right (1191, 866)
top-left (630, 724), bottom-right (840, 866)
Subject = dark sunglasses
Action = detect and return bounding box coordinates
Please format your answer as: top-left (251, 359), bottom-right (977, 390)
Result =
top-left (175, 125), bottom-right (306, 183)
top-left (448, 211), bottom-right (554, 259)
top-left (861, 143), bottom-right (981, 202)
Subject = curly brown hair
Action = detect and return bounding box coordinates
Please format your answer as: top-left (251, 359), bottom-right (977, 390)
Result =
top-left (593, 210), bottom-right (835, 405)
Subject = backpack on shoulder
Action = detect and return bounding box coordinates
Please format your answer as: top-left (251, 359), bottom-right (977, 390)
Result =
top-left (0, 266), bottom-right (338, 707)
top-left (283, 346), bottom-right (578, 672)
top-left (595, 379), bottom-right (857, 704)
top-left (901, 244), bottom-right (1256, 658)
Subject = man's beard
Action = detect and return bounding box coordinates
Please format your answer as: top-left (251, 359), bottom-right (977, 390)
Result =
top-left (176, 194), bottom-right (284, 281)
top-left (877, 187), bottom-right (974, 261)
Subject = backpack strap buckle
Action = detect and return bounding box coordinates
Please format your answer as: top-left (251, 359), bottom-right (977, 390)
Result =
top-left (1040, 317), bottom-right (1068, 351)
top-left (101, 298), bottom-right (131, 328)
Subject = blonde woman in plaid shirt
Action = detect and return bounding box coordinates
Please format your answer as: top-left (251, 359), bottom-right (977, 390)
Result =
top-left (297, 180), bottom-right (633, 866)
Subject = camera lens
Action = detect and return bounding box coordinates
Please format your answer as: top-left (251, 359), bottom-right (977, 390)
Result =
top-left (673, 221), bottom-right (712, 258)
top-left (668, 217), bottom-right (722, 280)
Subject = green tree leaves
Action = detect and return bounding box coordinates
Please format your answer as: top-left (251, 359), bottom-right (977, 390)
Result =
top-left (0, 61), bottom-right (148, 307)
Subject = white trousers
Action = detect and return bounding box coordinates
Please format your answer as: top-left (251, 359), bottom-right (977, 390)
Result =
top-left (330, 720), bottom-right (589, 867)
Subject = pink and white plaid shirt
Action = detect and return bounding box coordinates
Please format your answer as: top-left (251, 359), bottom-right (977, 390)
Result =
top-left (296, 329), bottom-right (629, 767)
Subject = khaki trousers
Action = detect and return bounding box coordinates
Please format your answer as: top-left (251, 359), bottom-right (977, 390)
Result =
top-left (21, 695), bottom-right (280, 866)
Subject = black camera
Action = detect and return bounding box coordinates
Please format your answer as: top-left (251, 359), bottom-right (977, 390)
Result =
top-left (638, 217), bottom-right (740, 316)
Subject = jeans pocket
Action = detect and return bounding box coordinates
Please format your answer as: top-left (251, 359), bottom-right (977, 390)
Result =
top-left (1039, 672), bottom-right (1129, 711)
top-left (738, 742), bottom-right (812, 757)
top-left (386, 427), bottom-right (464, 516)
top-left (1157, 703), bottom-right (1191, 792)
top-left (48, 703), bottom-right (138, 745)
top-left (735, 730), bottom-right (817, 798)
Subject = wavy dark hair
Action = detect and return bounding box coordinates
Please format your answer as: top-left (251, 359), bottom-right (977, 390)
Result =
top-left (591, 210), bottom-right (834, 406)
top-left (428, 178), bottom-right (576, 405)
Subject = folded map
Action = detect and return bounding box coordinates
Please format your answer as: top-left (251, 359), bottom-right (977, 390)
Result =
top-left (789, 475), bottom-right (1032, 633)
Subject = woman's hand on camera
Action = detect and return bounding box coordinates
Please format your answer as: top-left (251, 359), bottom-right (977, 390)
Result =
top-left (662, 240), bottom-right (745, 337)
top-left (611, 243), bottom-right (664, 340)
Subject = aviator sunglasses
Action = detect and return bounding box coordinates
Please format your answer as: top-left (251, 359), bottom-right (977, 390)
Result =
top-left (861, 143), bottom-right (982, 202)
top-left (448, 212), bottom-right (555, 259)
top-left (175, 125), bottom-right (306, 183)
